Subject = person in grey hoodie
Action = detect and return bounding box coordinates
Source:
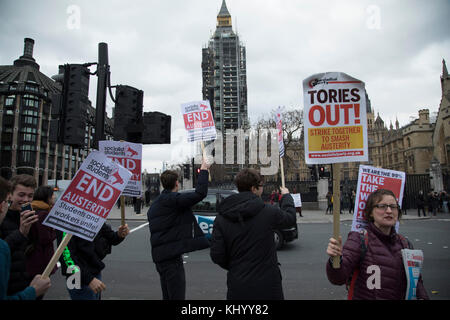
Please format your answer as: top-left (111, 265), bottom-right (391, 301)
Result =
top-left (210, 168), bottom-right (296, 300)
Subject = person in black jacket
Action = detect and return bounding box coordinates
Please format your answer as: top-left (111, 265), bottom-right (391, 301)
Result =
top-left (0, 174), bottom-right (38, 295)
top-left (210, 168), bottom-right (296, 300)
top-left (147, 157), bottom-right (211, 300)
top-left (57, 223), bottom-right (129, 300)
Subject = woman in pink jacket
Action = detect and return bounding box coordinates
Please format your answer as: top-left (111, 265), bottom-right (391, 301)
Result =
top-left (326, 189), bottom-right (429, 300)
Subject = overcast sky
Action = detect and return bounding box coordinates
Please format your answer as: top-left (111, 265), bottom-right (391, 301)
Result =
top-left (1, 0), bottom-right (449, 172)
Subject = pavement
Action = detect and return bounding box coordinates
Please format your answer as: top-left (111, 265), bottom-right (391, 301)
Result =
top-left (107, 204), bottom-right (444, 224)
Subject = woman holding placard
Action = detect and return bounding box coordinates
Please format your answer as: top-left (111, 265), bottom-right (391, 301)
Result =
top-left (325, 189), bottom-right (429, 300)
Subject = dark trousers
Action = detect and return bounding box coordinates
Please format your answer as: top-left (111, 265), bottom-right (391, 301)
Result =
top-left (155, 256), bottom-right (186, 300)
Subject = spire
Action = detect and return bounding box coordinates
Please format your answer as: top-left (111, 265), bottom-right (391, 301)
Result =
top-left (217, 0), bottom-right (232, 28)
top-left (218, 0), bottom-right (231, 17)
top-left (443, 59), bottom-right (449, 79)
top-left (395, 116), bottom-right (399, 129)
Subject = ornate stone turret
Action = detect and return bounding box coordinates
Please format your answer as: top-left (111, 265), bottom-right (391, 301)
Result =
top-left (217, 0), bottom-right (232, 28)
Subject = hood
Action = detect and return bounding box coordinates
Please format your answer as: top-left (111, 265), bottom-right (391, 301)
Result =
top-left (217, 191), bottom-right (265, 223)
top-left (31, 200), bottom-right (50, 211)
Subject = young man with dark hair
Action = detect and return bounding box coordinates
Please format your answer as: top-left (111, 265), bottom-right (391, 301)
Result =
top-left (210, 168), bottom-right (296, 300)
top-left (147, 157), bottom-right (211, 300)
top-left (0, 176), bottom-right (50, 300)
top-left (0, 174), bottom-right (39, 295)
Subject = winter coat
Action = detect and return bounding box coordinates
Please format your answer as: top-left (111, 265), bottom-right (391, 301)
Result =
top-left (26, 200), bottom-right (57, 277)
top-left (57, 223), bottom-right (125, 286)
top-left (0, 239), bottom-right (36, 300)
top-left (147, 170), bottom-right (210, 263)
top-left (210, 191), bottom-right (296, 300)
top-left (0, 209), bottom-right (31, 295)
top-left (326, 222), bottom-right (429, 300)
top-left (416, 193), bottom-right (425, 208)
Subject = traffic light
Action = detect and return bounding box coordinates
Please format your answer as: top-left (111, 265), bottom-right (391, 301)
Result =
top-left (142, 112), bottom-right (171, 144)
top-left (49, 64), bottom-right (90, 148)
top-left (113, 85), bottom-right (144, 143)
top-left (308, 165), bottom-right (317, 181)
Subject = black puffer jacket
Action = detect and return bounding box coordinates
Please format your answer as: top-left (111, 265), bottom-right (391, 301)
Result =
top-left (0, 209), bottom-right (31, 295)
top-left (147, 170), bottom-right (210, 263)
top-left (57, 223), bottom-right (124, 286)
top-left (210, 192), bottom-right (296, 300)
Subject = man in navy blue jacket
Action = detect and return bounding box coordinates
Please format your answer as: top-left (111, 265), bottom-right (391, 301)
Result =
top-left (147, 157), bottom-right (211, 300)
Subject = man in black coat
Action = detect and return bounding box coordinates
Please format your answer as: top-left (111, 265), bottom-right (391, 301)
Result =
top-left (210, 168), bottom-right (296, 300)
top-left (147, 157), bottom-right (211, 300)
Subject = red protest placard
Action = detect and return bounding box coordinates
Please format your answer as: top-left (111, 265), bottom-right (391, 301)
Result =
top-left (43, 151), bottom-right (132, 241)
top-left (352, 165), bottom-right (405, 232)
top-left (99, 141), bottom-right (142, 197)
top-left (181, 101), bottom-right (217, 142)
top-left (303, 72), bottom-right (369, 164)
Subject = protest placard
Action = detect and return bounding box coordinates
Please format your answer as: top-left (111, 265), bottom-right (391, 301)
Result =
top-left (401, 249), bottom-right (424, 300)
top-left (275, 107), bottom-right (284, 158)
top-left (303, 72), bottom-right (369, 268)
top-left (351, 165), bottom-right (406, 232)
top-left (292, 193), bottom-right (302, 208)
top-left (43, 151), bottom-right (132, 241)
top-left (181, 100), bottom-right (217, 142)
top-left (275, 106), bottom-right (286, 187)
top-left (302, 72), bottom-right (369, 165)
top-left (99, 140), bottom-right (142, 197)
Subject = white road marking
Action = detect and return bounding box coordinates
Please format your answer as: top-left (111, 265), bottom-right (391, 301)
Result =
top-left (130, 222), bottom-right (149, 233)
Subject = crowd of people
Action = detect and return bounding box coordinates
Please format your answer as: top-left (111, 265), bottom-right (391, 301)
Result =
top-left (0, 159), bottom-right (437, 300)
top-left (0, 174), bottom-right (128, 300)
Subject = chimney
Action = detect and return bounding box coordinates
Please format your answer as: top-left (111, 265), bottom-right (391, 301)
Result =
top-left (23, 38), bottom-right (35, 58)
top-left (14, 37), bottom-right (39, 69)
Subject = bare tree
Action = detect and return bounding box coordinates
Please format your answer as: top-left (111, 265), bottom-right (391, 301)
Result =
top-left (254, 107), bottom-right (304, 175)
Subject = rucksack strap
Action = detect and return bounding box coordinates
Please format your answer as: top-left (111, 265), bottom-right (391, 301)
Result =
top-left (347, 229), bottom-right (369, 300)
top-left (398, 234), bottom-right (413, 249)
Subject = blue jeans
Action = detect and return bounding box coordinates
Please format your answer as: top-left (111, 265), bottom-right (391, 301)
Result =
top-left (68, 273), bottom-right (102, 300)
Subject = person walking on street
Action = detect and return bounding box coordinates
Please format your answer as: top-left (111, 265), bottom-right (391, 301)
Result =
top-left (326, 191), bottom-right (333, 215)
top-left (416, 190), bottom-right (426, 217)
top-left (0, 177), bottom-right (51, 300)
top-left (441, 191), bottom-right (449, 213)
top-left (349, 190), bottom-right (356, 215)
top-left (431, 192), bottom-right (439, 216)
top-left (210, 168), bottom-right (296, 300)
top-left (147, 157), bottom-right (211, 300)
top-left (326, 188), bottom-right (429, 300)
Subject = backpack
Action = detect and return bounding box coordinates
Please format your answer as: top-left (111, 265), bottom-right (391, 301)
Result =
top-left (346, 229), bottom-right (412, 300)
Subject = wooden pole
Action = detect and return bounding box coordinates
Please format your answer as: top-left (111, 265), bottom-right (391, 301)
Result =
top-left (41, 233), bottom-right (73, 279)
top-left (119, 140), bottom-right (126, 226)
top-left (120, 195), bottom-right (125, 226)
top-left (332, 163), bottom-right (342, 268)
top-left (280, 157), bottom-right (285, 188)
